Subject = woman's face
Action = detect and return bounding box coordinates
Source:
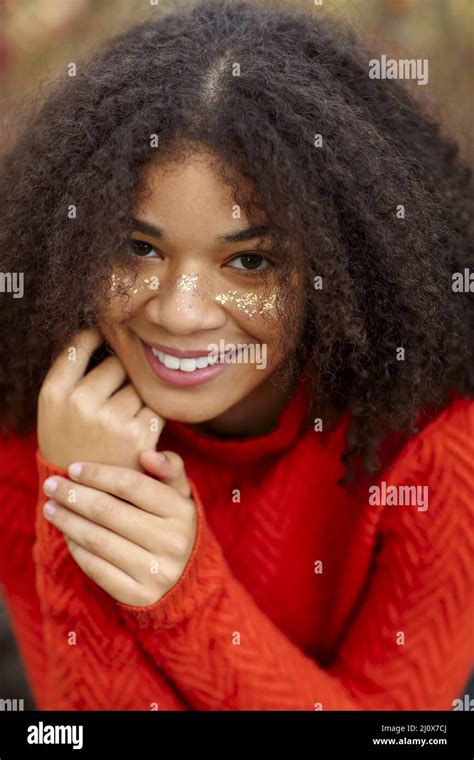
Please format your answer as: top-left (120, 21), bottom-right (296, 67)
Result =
top-left (99, 148), bottom-right (302, 427)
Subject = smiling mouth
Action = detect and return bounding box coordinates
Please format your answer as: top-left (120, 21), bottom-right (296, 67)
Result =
top-left (150, 346), bottom-right (218, 373)
top-left (141, 341), bottom-right (248, 373)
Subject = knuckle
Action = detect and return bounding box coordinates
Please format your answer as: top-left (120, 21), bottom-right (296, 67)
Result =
top-left (39, 381), bottom-right (60, 407)
top-left (69, 389), bottom-right (89, 415)
top-left (137, 586), bottom-right (157, 607)
top-left (85, 528), bottom-right (109, 553)
top-left (158, 561), bottom-right (181, 589)
top-left (130, 417), bottom-right (146, 435)
top-left (129, 417), bottom-right (145, 436)
top-left (116, 469), bottom-right (140, 496)
top-left (166, 532), bottom-right (189, 559)
top-left (133, 423), bottom-right (158, 447)
top-left (98, 405), bottom-right (118, 429)
top-left (90, 495), bottom-right (115, 523)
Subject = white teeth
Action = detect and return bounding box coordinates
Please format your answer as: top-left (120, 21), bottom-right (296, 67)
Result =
top-left (180, 358), bottom-right (197, 373)
top-left (163, 353), bottom-right (181, 370)
top-left (151, 346), bottom-right (215, 372)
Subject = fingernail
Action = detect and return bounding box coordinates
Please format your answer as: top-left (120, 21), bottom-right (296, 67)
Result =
top-left (68, 463), bottom-right (83, 478)
top-left (43, 500), bottom-right (58, 518)
top-left (156, 452), bottom-right (166, 463)
top-left (43, 477), bottom-right (58, 495)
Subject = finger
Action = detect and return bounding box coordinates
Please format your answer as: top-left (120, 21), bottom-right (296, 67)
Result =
top-left (76, 355), bottom-right (127, 400)
top-left (66, 462), bottom-right (186, 518)
top-left (42, 498), bottom-right (153, 581)
top-left (140, 450), bottom-right (191, 499)
top-left (44, 328), bottom-right (103, 393)
top-left (43, 475), bottom-right (164, 550)
top-left (44, 476), bottom-right (195, 563)
top-left (106, 383), bottom-right (143, 418)
top-left (64, 537), bottom-right (142, 605)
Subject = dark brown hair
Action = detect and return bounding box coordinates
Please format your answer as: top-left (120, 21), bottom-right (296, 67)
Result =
top-left (1, 0), bottom-right (473, 484)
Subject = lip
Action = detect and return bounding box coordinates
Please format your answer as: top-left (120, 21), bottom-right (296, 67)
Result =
top-left (141, 340), bottom-right (228, 388)
top-left (145, 342), bottom-right (218, 359)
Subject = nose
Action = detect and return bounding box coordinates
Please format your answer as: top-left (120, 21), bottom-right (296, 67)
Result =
top-left (143, 271), bottom-right (225, 335)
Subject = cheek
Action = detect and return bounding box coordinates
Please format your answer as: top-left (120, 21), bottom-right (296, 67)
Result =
top-left (237, 316), bottom-right (288, 374)
top-left (101, 266), bottom-right (291, 342)
top-left (212, 290), bottom-right (276, 318)
top-left (98, 276), bottom-right (147, 326)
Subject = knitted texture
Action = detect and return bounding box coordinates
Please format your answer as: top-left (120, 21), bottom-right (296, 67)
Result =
top-left (0, 379), bottom-right (473, 710)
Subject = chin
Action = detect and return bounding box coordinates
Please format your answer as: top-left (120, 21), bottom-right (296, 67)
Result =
top-left (140, 389), bottom-right (232, 424)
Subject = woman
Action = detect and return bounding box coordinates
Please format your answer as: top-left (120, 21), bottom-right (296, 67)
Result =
top-left (0, 0), bottom-right (472, 711)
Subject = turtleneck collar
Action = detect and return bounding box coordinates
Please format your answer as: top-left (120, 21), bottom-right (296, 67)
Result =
top-left (162, 374), bottom-right (313, 465)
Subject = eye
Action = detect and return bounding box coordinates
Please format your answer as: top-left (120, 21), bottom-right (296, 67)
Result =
top-left (227, 253), bottom-right (272, 273)
top-left (129, 238), bottom-right (161, 258)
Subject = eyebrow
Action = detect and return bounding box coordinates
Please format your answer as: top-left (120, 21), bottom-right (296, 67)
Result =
top-left (129, 217), bottom-right (272, 244)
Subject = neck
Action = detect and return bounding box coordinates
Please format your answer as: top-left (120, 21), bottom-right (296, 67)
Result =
top-left (191, 373), bottom-right (301, 439)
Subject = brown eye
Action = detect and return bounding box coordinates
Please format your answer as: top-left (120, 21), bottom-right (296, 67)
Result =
top-left (228, 253), bottom-right (272, 272)
top-left (129, 239), bottom-right (159, 258)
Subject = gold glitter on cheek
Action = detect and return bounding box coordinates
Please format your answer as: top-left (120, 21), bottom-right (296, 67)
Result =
top-left (109, 272), bottom-right (161, 296)
top-left (143, 276), bottom-right (161, 291)
top-left (109, 272), bottom-right (131, 296)
top-left (214, 290), bottom-right (277, 318)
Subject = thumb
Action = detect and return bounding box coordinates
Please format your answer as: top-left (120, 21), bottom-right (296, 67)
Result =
top-left (139, 449), bottom-right (192, 499)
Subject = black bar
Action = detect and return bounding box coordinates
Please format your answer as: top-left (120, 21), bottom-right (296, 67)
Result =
top-left (0, 710), bottom-right (472, 756)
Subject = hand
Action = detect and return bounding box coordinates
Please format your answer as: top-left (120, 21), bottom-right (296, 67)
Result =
top-left (41, 451), bottom-right (197, 607)
top-left (38, 328), bottom-right (163, 471)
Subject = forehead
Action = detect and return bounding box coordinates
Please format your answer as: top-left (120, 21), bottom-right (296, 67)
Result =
top-left (134, 150), bottom-right (259, 249)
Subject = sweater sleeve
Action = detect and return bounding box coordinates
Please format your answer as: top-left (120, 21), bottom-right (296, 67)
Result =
top-left (33, 451), bottom-right (188, 710)
top-left (0, 431), bottom-right (38, 592)
top-left (116, 401), bottom-right (474, 710)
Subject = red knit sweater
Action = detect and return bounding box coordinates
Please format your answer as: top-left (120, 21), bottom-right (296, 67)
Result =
top-left (0, 378), bottom-right (473, 710)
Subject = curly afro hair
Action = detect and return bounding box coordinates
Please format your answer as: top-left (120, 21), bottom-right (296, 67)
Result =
top-left (0, 0), bottom-right (473, 485)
